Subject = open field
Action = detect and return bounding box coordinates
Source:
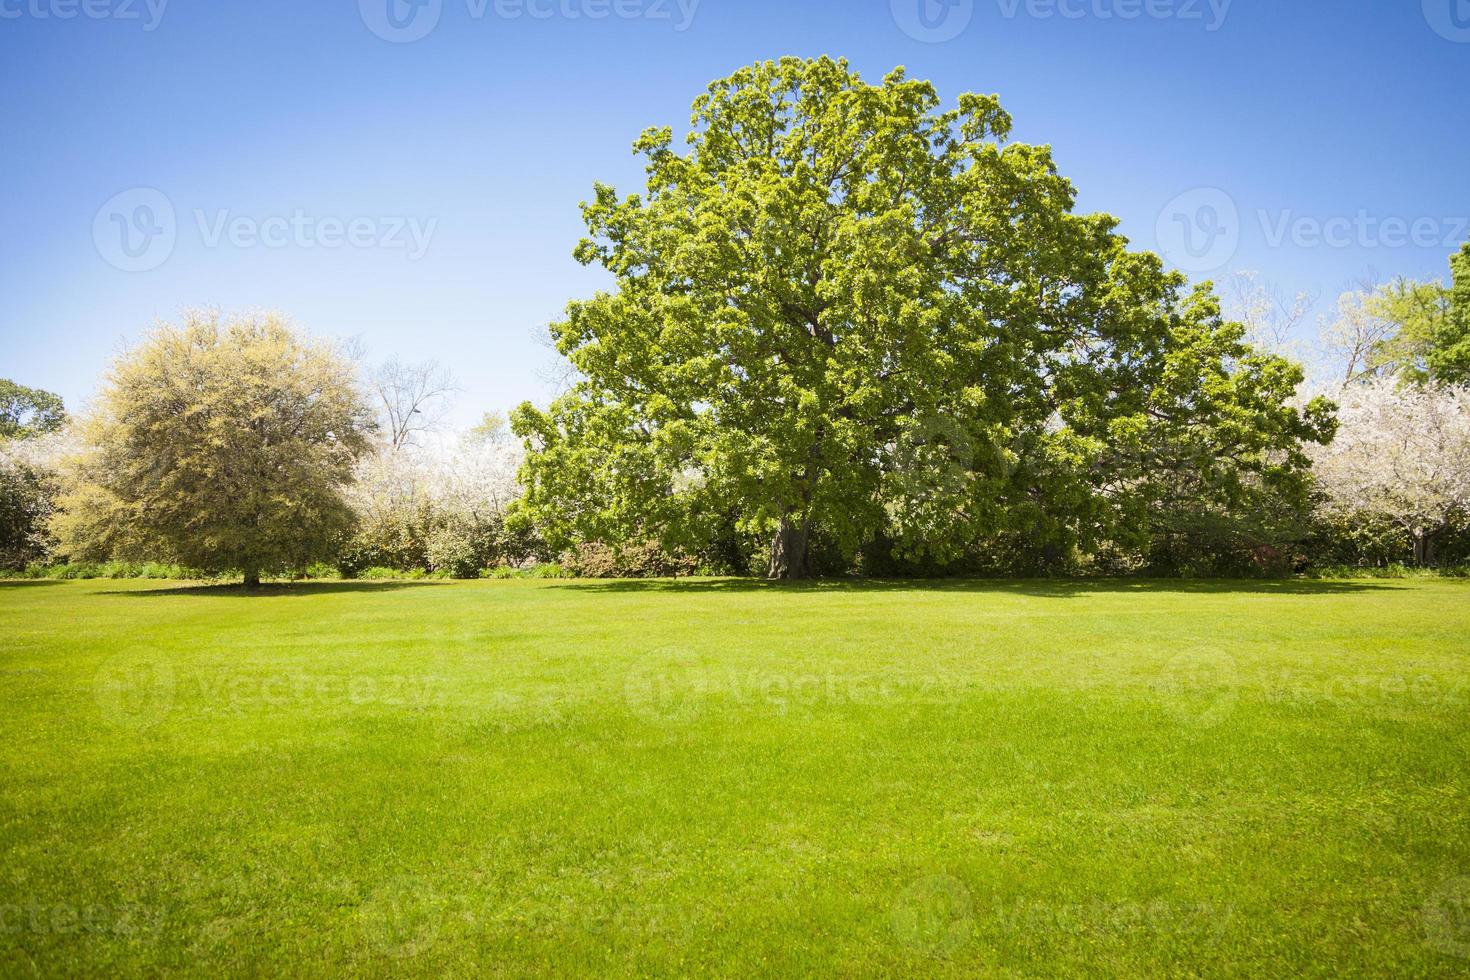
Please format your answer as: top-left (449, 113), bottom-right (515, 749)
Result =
top-left (2, 577), bottom-right (1469, 976)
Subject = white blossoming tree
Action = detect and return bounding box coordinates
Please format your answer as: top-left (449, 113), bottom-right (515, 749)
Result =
top-left (342, 426), bottom-right (526, 576)
top-left (1311, 378), bottom-right (1470, 565)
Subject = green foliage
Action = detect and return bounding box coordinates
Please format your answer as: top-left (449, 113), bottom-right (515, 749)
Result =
top-left (339, 491), bottom-right (541, 579)
top-left (480, 562), bottom-right (575, 580)
top-left (1365, 244), bottom-right (1470, 385)
top-left (337, 506), bottom-right (431, 576)
top-left (0, 383), bottom-right (68, 569)
top-left (338, 515), bottom-right (535, 580)
top-left (513, 58), bottom-right (1331, 579)
top-left (1305, 510), bottom-right (1470, 572)
top-left (1445, 242), bottom-right (1470, 382)
top-left (52, 312), bottom-right (376, 586)
top-left (1300, 563), bottom-right (1470, 580)
top-left (356, 566), bottom-right (440, 580)
top-left (0, 456), bottom-right (57, 569)
top-left (561, 540), bottom-right (701, 579)
top-left (17, 560), bottom-right (205, 580)
top-left (0, 379), bottom-right (65, 440)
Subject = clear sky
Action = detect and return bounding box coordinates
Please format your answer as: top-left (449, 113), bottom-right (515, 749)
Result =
top-left (2, 0), bottom-right (1467, 427)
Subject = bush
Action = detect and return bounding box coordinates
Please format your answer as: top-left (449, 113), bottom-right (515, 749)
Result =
top-left (562, 541), bottom-right (700, 579)
top-left (1301, 563), bottom-right (1470, 580)
top-left (356, 566), bottom-right (441, 580)
top-left (479, 563), bottom-right (575, 580)
top-left (16, 561), bottom-right (204, 580)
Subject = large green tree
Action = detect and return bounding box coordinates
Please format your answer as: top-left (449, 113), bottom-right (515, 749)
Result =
top-left (54, 313), bottom-right (376, 586)
top-left (513, 58), bottom-right (1332, 578)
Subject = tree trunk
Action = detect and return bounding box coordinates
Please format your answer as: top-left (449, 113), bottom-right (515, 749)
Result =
top-left (243, 566), bottom-right (262, 589)
top-left (1413, 529), bottom-right (1440, 568)
top-left (768, 516), bottom-right (812, 580)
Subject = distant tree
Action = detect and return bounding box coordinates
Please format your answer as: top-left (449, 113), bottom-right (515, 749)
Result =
top-left (513, 57), bottom-right (1333, 578)
top-left (467, 411), bottom-right (512, 445)
top-left (1227, 271), bottom-right (1313, 359)
top-left (1367, 278), bottom-right (1456, 382)
top-left (0, 381), bottom-right (69, 568)
top-left (1316, 280), bottom-right (1398, 388)
top-left (1310, 378), bottom-right (1470, 566)
top-left (372, 359), bottom-right (458, 450)
top-left (0, 380), bottom-right (66, 441)
top-left (1360, 244), bottom-right (1470, 385)
top-left (53, 312), bottom-right (376, 586)
top-left (0, 434), bottom-right (70, 569)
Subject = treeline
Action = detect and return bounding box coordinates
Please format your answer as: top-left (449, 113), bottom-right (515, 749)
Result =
top-left (2, 246), bottom-right (1467, 584)
top-left (2, 59), bottom-right (1468, 584)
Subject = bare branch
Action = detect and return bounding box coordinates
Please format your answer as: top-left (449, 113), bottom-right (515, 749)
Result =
top-left (371, 359), bottom-right (459, 450)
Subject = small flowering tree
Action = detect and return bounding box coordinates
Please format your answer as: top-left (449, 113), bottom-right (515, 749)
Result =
top-left (53, 313), bottom-right (377, 587)
top-left (1311, 378), bottom-right (1470, 565)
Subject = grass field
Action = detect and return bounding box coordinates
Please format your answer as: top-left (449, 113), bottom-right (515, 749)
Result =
top-left (2, 577), bottom-right (1469, 976)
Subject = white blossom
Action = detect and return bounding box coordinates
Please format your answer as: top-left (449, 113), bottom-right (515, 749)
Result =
top-left (1311, 379), bottom-right (1470, 556)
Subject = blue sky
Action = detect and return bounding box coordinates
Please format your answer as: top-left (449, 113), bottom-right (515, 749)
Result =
top-left (2, 0), bottom-right (1467, 426)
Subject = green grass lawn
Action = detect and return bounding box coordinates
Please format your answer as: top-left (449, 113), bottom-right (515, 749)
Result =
top-left (2, 577), bottom-right (1469, 976)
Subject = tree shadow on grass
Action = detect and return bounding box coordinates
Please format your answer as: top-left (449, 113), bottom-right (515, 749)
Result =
top-left (0, 580), bottom-right (65, 588)
top-left (550, 577), bottom-right (1400, 598)
top-left (101, 581), bottom-right (447, 598)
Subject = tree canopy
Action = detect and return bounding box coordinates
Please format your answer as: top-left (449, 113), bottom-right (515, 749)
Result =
top-left (513, 57), bottom-right (1333, 578)
top-left (1357, 243), bottom-right (1470, 386)
top-left (0, 379), bottom-right (66, 441)
top-left (53, 312), bottom-right (376, 585)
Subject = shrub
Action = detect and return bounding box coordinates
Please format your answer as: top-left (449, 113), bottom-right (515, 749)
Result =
top-left (357, 566), bottom-right (436, 580)
top-left (16, 561), bottom-right (203, 580)
top-left (562, 541), bottom-right (700, 579)
top-left (480, 563), bottom-right (574, 580)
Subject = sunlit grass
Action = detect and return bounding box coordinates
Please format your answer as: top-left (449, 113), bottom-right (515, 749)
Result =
top-left (2, 577), bottom-right (1468, 975)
